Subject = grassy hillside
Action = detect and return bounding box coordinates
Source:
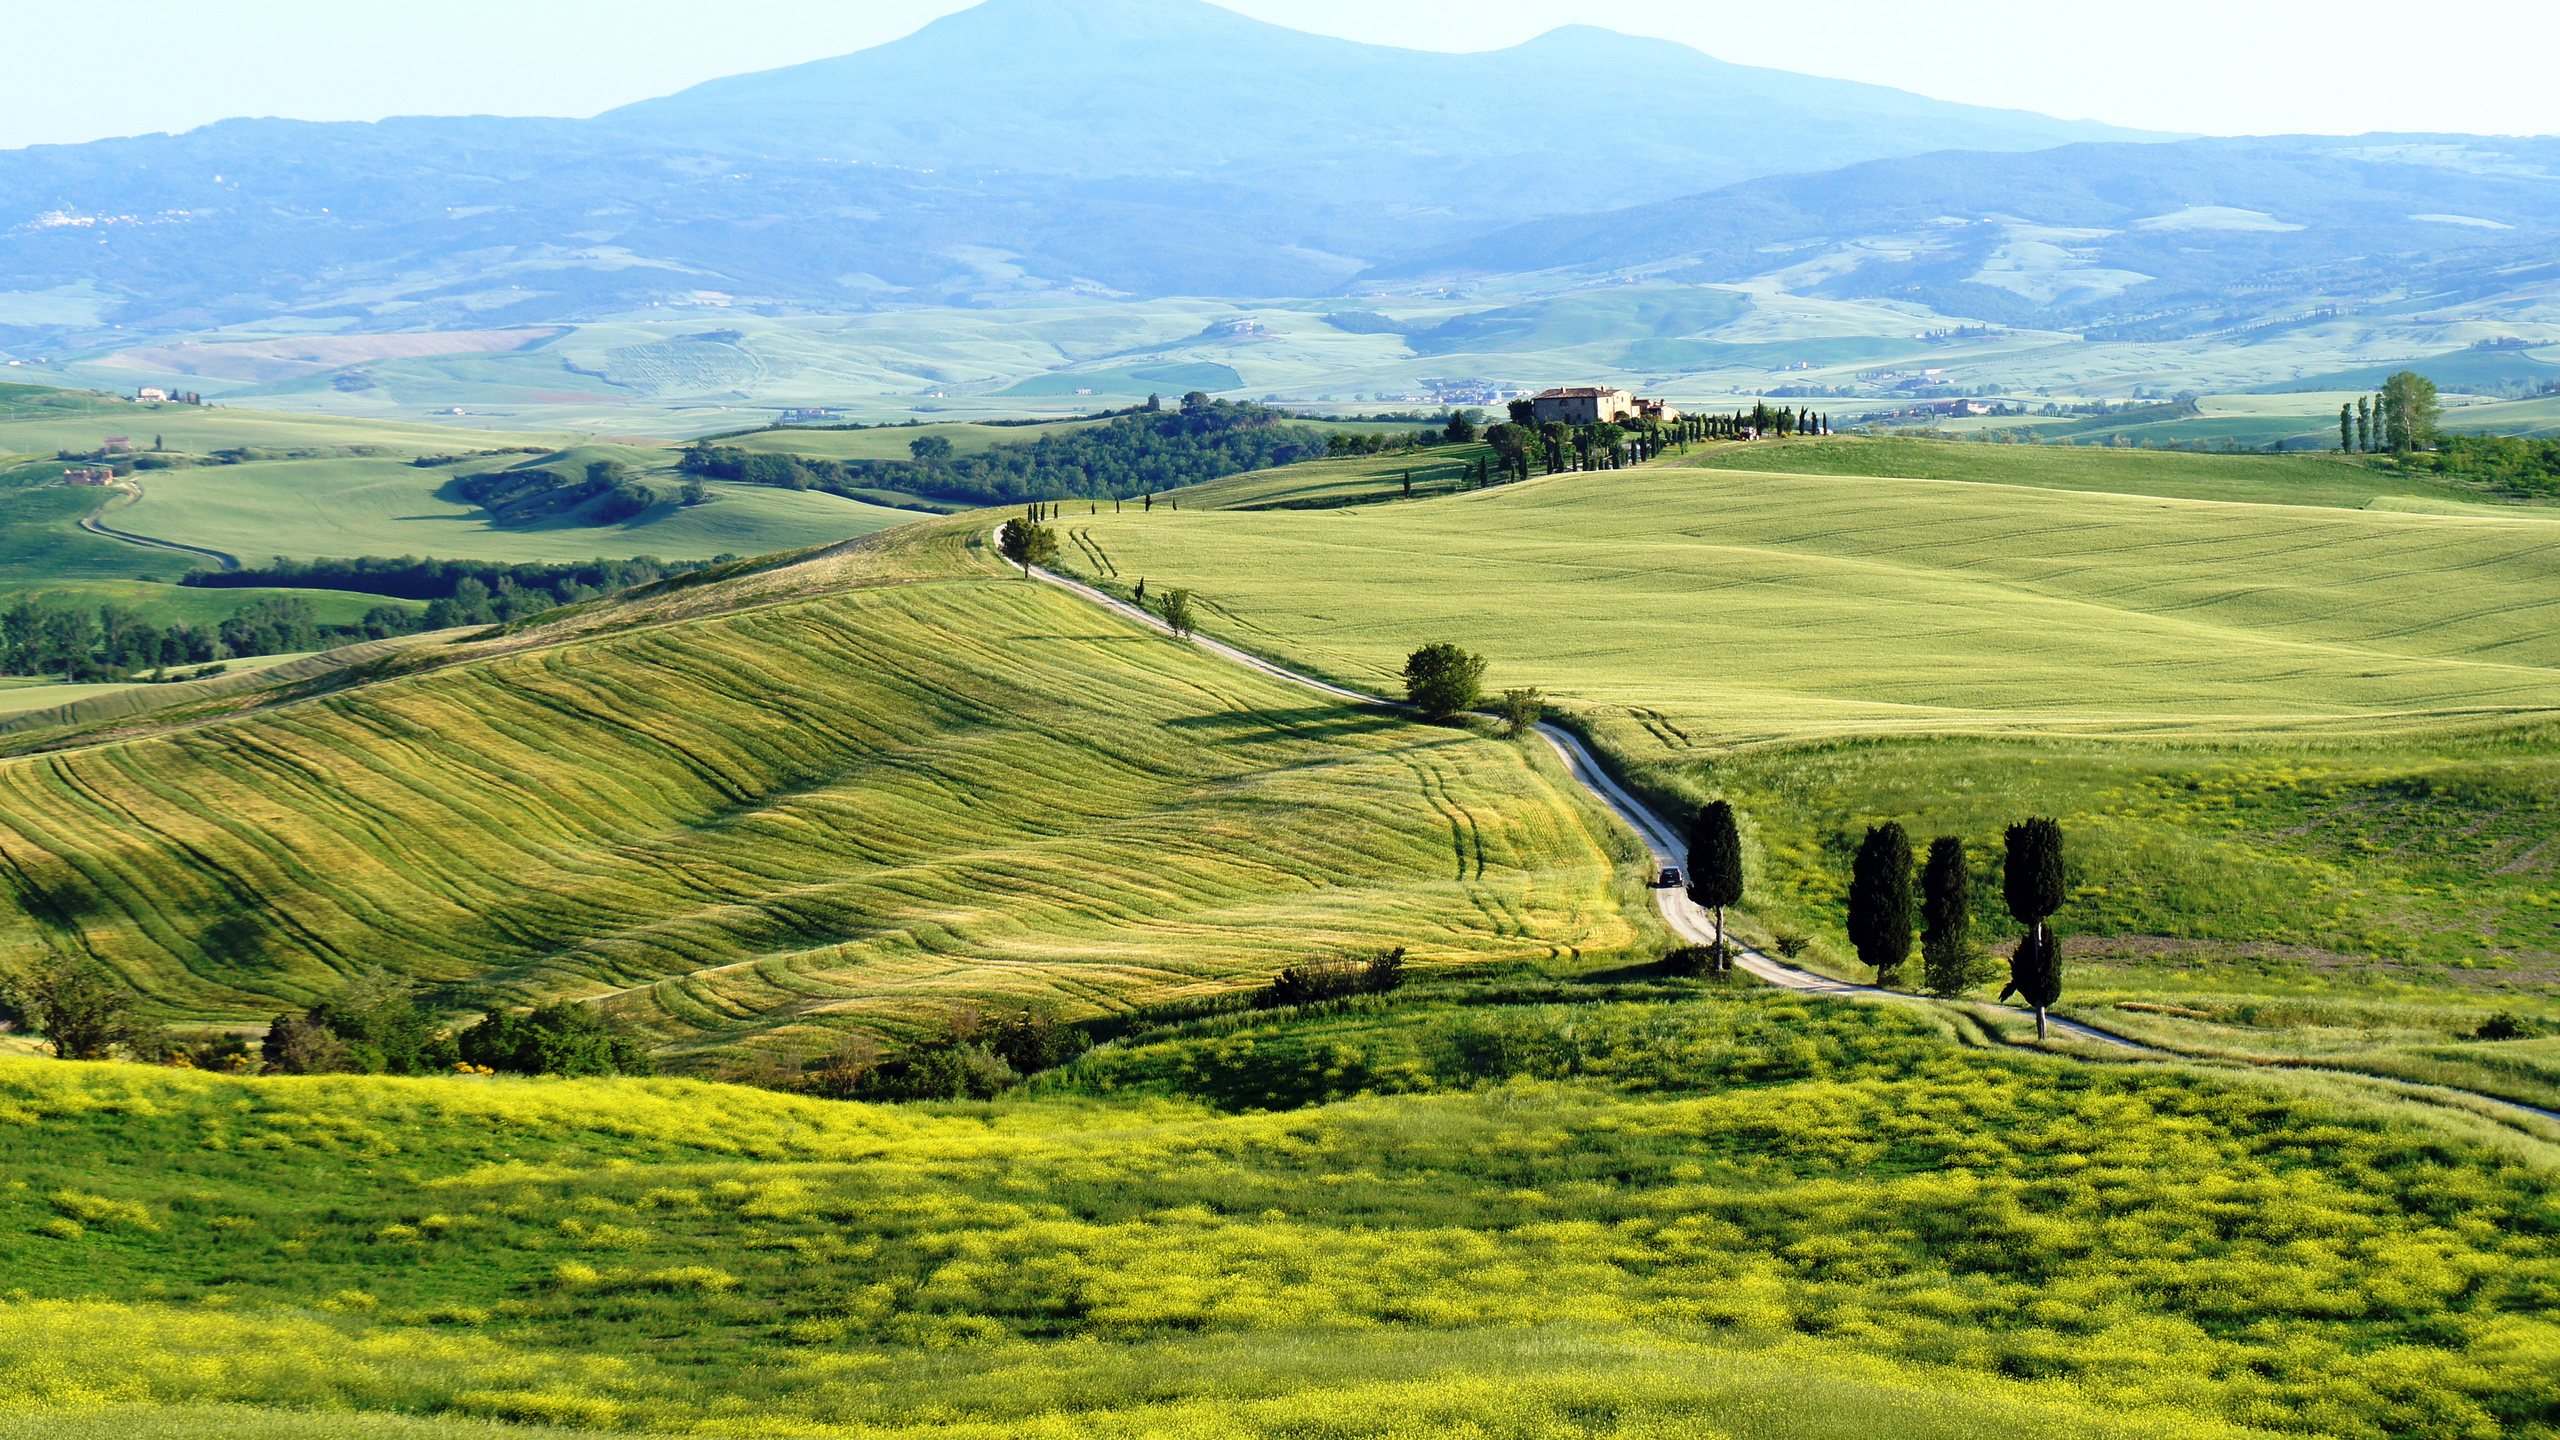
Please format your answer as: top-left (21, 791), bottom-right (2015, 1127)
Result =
top-left (105, 456), bottom-right (911, 567)
top-left (1083, 462), bottom-right (2560, 742)
top-left (1052, 458), bottom-right (2560, 1019)
top-left (0, 526), bottom-right (1639, 1052)
top-left (1169, 442), bottom-right (1502, 509)
top-left (1, 983), bottom-right (2553, 1438)
top-left (0, 397), bottom-right (574, 458)
top-left (1683, 435), bottom-right (2502, 510)
top-left (0, 469), bottom-right (418, 629)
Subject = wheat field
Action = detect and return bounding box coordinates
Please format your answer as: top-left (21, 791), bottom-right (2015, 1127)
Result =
top-left (0, 535), bottom-right (1637, 1049)
top-left (1076, 462), bottom-right (2560, 754)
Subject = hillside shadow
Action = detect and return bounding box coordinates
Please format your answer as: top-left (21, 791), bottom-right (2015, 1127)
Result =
top-left (1576, 951), bottom-right (1710, 984)
top-left (1162, 707), bottom-right (1403, 743)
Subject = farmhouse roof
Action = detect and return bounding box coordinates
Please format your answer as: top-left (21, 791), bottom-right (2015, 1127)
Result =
top-left (1533, 386), bottom-right (1621, 398)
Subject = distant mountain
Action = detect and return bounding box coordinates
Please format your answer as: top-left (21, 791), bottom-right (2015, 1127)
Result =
top-left (1371, 135), bottom-right (2560, 340)
top-left (0, 0), bottom-right (2169, 351)
top-left (605, 0), bottom-right (2164, 210)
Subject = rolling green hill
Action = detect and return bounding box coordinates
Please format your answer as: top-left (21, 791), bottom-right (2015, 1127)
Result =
top-left (1111, 457), bottom-right (2560, 742)
top-left (1687, 436), bottom-right (2501, 510)
top-left (102, 456), bottom-right (911, 567)
top-left (1062, 450), bottom-right (2560, 1010)
top-left (1, 977), bottom-right (2553, 1439)
top-left (0, 525), bottom-right (1639, 1052)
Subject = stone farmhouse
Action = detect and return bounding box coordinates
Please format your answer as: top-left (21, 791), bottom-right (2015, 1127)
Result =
top-left (1528, 387), bottom-right (1681, 425)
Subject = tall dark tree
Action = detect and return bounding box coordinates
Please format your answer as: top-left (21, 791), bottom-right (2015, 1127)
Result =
top-left (1687, 800), bottom-right (1744, 970)
top-left (1919, 835), bottom-right (1983, 997)
top-left (1845, 822), bottom-right (1915, 986)
top-left (2000, 817), bottom-right (2066, 1037)
top-left (2339, 402), bottom-right (2353, 453)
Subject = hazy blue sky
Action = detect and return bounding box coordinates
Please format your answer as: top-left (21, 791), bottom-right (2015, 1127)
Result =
top-left (6, 0), bottom-right (2555, 150)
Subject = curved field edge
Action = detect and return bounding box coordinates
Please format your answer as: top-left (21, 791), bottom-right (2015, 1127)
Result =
top-left (0, 522), bottom-right (1644, 1050)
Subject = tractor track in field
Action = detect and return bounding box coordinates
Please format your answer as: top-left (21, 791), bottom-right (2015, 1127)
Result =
top-left (1014, 532), bottom-right (2560, 1134)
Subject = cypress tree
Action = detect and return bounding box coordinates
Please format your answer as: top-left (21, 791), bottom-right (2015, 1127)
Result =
top-left (1686, 800), bottom-right (1744, 971)
top-left (1845, 822), bottom-right (1915, 986)
top-left (2000, 817), bottom-right (2066, 1038)
top-left (1919, 836), bottom-right (1978, 997)
top-left (2339, 402), bottom-right (2353, 453)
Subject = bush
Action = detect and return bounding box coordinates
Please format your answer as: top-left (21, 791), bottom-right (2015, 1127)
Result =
top-left (457, 1003), bottom-right (651, 1077)
top-left (261, 966), bottom-right (459, 1075)
top-left (2476, 1012), bottom-right (2549, 1041)
top-left (1258, 949), bottom-right (1406, 1008)
top-left (0, 955), bottom-right (163, 1060)
top-left (1402, 643), bottom-right (1486, 720)
top-left (1663, 944), bottom-right (1732, 977)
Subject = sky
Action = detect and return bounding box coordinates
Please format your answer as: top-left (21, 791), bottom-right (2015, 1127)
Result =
top-left (6, 0), bottom-right (2557, 151)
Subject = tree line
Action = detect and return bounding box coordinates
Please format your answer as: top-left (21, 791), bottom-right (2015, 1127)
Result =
top-left (1689, 808), bottom-right (2071, 1035)
top-left (456, 459), bottom-right (700, 527)
top-left (682, 393), bottom-right (1327, 505)
top-left (2338, 371), bottom-right (2442, 454)
top-left (0, 594), bottom-right (424, 682)
top-left (186, 554), bottom-right (732, 604)
top-left (0, 956), bottom-right (649, 1077)
top-left (2406, 434), bottom-right (2560, 498)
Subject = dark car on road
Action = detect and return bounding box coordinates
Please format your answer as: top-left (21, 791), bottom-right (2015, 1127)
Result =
top-left (1655, 866), bottom-right (1683, 888)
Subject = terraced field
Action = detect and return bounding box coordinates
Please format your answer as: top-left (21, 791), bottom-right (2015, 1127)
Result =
top-left (0, 533), bottom-right (1639, 1052)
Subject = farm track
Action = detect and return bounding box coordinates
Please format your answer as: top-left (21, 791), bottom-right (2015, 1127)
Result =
top-left (77, 483), bottom-right (241, 571)
top-left (1021, 543), bottom-right (2560, 1132)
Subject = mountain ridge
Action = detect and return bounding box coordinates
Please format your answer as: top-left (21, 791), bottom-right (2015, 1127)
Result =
top-left (0, 0), bottom-right (2174, 347)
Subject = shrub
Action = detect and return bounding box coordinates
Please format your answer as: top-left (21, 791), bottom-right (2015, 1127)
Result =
top-left (1258, 949), bottom-right (1406, 1008)
top-left (261, 967), bottom-right (459, 1076)
top-left (1403, 643), bottom-right (1487, 720)
top-left (456, 1003), bottom-right (650, 1077)
top-left (0, 955), bottom-right (163, 1060)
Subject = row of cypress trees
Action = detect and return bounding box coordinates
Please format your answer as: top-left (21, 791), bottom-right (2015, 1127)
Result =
top-left (1686, 807), bottom-right (2068, 1036)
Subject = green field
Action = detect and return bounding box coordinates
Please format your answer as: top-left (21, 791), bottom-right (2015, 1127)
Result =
top-left (1685, 435), bottom-right (2513, 510)
top-left (99, 456), bottom-right (911, 567)
top-left (0, 474), bottom-right (419, 628)
top-left (8, 409), bottom-right (2560, 1439)
top-left (1102, 457), bottom-right (2560, 743)
top-left (0, 398), bottom-right (575, 460)
top-left (1168, 442), bottom-right (1504, 509)
top-left (3, 975), bottom-right (2556, 1439)
top-left (1058, 447), bottom-right (2560, 1033)
top-left (0, 527), bottom-right (1640, 1050)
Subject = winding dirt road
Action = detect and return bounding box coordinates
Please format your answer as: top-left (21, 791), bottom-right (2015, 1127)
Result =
top-left (76, 481), bottom-right (241, 571)
top-left (1016, 536), bottom-right (2560, 1130)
